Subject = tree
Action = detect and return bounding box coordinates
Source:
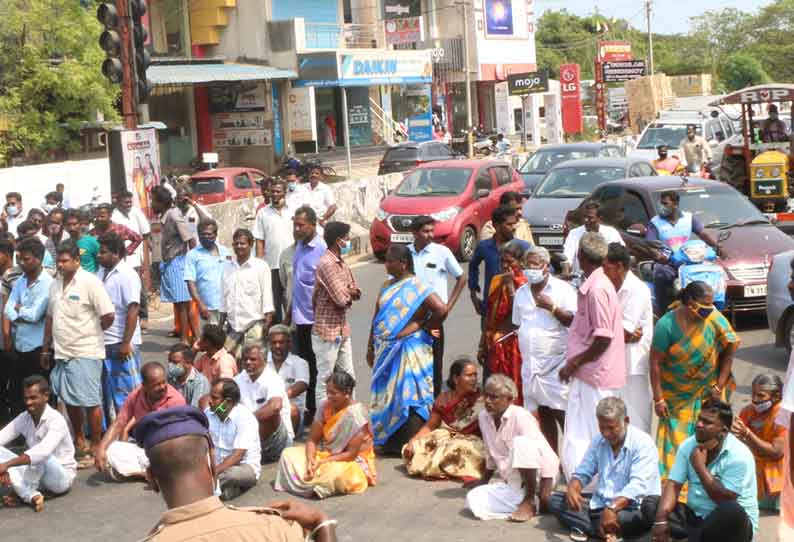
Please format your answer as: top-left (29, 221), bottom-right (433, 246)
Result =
top-left (719, 53), bottom-right (770, 91)
top-left (0, 0), bottom-right (119, 164)
top-left (750, 0), bottom-right (794, 82)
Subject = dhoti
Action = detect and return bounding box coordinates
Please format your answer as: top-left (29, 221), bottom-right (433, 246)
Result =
top-left (561, 378), bottom-right (616, 480)
top-left (619, 374), bottom-right (652, 435)
top-left (106, 441), bottom-right (149, 477)
top-left (0, 446), bottom-right (75, 503)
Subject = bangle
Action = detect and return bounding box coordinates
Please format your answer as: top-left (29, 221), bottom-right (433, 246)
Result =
top-left (41, 352), bottom-right (51, 357)
top-left (712, 384), bottom-right (722, 394)
top-left (654, 520), bottom-right (668, 526)
top-left (306, 519), bottom-right (337, 541)
top-left (654, 398), bottom-right (665, 405)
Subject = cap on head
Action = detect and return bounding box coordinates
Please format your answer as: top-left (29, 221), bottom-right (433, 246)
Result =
top-left (133, 405), bottom-right (209, 452)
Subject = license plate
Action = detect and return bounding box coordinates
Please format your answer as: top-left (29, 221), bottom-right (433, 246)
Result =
top-left (390, 233), bottom-right (414, 243)
top-left (538, 236), bottom-right (564, 246)
top-left (743, 284), bottom-right (767, 297)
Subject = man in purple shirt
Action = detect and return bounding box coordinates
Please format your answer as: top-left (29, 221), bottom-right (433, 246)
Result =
top-left (283, 205), bottom-right (326, 424)
top-left (559, 231), bottom-right (626, 480)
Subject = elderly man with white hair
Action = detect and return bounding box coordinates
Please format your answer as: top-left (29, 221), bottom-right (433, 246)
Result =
top-left (559, 232), bottom-right (626, 481)
top-left (512, 245), bottom-right (577, 454)
top-left (465, 374), bottom-right (559, 522)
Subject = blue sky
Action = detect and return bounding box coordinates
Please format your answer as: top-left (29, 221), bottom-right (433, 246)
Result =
top-left (536, 0), bottom-right (769, 34)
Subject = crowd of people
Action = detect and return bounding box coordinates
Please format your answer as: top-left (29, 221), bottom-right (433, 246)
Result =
top-left (0, 171), bottom-right (792, 542)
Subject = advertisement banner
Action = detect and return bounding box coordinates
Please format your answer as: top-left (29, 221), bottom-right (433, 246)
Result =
top-left (213, 129), bottom-right (272, 148)
top-left (485, 0), bottom-right (514, 36)
top-left (383, 0), bottom-right (420, 20)
top-left (287, 87), bottom-right (317, 143)
top-left (339, 50), bottom-right (432, 86)
top-left (603, 60), bottom-right (646, 83)
top-left (560, 64), bottom-right (583, 135)
top-left (507, 71), bottom-right (549, 96)
top-left (384, 16), bottom-right (423, 45)
top-left (347, 88), bottom-right (373, 146)
top-left (296, 52), bottom-right (339, 86)
top-left (597, 40), bottom-right (633, 62)
top-left (116, 128), bottom-right (160, 212)
top-left (209, 85), bottom-right (268, 113)
top-left (406, 84), bottom-right (433, 142)
top-left (272, 84), bottom-right (283, 155)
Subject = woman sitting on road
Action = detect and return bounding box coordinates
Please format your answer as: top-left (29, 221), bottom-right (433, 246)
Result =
top-left (403, 357), bottom-right (486, 481)
top-left (275, 369), bottom-right (376, 499)
top-left (733, 374), bottom-right (786, 510)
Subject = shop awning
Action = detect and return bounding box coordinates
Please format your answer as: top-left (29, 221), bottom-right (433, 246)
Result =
top-left (148, 63), bottom-right (297, 87)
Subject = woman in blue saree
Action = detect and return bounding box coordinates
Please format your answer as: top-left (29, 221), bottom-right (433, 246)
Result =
top-left (367, 245), bottom-right (447, 455)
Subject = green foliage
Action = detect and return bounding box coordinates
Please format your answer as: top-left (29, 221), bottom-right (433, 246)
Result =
top-left (0, 0), bottom-right (119, 163)
top-left (719, 53), bottom-right (770, 91)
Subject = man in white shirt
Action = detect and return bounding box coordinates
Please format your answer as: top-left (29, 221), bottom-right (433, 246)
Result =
top-left (253, 178), bottom-right (294, 323)
top-left (2, 191), bottom-right (24, 237)
top-left (292, 167), bottom-right (337, 229)
top-left (234, 344), bottom-right (293, 463)
top-left (112, 190), bottom-right (151, 329)
top-left (513, 245), bottom-right (577, 454)
top-left (205, 378), bottom-right (261, 501)
top-left (603, 243), bottom-right (653, 434)
top-left (43, 239), bottom-right (115, 455)
top-left (562, 201), bottom-right (624, 278)
top-left (266, 324), bottom-right (309, 434)
top-left (0, 375), bottom-right (76, 511)
top-left (220, 228), bottom-right (274, 357)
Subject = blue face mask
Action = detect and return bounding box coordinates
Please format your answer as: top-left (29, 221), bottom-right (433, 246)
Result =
top-left (523, 268), bottom-right (545, 284)
top-left (340, 240), bottom-right (351, 255)
top-left (167, 363), bottom-right (186, 380)
top-left (659, 205), bottom-right (673, 218)
top-left (287, 182), bottom-right (297, 193)
top-left (6, 205), bottom-right (18, 217)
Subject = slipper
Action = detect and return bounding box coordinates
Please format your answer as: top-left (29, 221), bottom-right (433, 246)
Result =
top-left (167, 331), bottom-right (179, 338)
top-left (74, 445), bottom-right (92, 459)
top-left (570, 528), bottom-right (588, 542)
top-left (77, 455), bottom-right (95, 470)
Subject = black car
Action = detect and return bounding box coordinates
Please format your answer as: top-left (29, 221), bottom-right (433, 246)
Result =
top-left (377, 141), bottom-right (460, 175)
top-left (518, 142), bottom-right (624, 191)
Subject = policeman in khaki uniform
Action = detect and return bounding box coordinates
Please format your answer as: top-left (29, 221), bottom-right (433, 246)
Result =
top-left (134, 405), bottom-right (337, 542)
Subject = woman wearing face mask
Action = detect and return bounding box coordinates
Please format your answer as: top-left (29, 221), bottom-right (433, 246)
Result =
top-left (477, 240), bottom-right (528, 405)
top-left (733, 374), bottom-right (786, 511)
top-left (650, 280), bottom-right (740, 480)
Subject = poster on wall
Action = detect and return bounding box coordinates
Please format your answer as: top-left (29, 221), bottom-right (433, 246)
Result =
top-left (347, 88), bottom-right (373, 146)
top-left (114, 128), bottom-right (160, 212)
top-left (209, 84), bottom-right (271, 148)
top-left (287, 87), bottom-right (317, 143)
top-left (485, 0), bottom-right (514, 36)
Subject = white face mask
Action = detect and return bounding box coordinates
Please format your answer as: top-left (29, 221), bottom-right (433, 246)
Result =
top-left (523, 268), bottom-right (545, 284)
top-left (752, 400), bottom-right (773, 414)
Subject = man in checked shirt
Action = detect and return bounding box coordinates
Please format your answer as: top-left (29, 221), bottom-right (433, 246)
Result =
top-left (311, 221), bottom-right (360, 407)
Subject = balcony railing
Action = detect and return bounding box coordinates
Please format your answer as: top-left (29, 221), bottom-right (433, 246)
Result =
top-left (304, 23), bottom-right (384, 50)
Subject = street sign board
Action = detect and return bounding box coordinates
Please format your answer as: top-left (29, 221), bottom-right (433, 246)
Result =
top-left (560, 64), bottom-right (583, 134)
top-left (598, 40), bottom-right (633, 62)
top-left (603, 60), bottom-right (646, 83)
top-left (507, 72), bottom-right (549, 96)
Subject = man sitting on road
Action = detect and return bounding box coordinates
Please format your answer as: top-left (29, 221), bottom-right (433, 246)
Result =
top-left (167, 342), bottom-right (210, 409)
top-left (194, 323), bottom-right (238, 381)
top-left (643, 399), bottom-right (758, 542)
top-left (266, 325), bottom-right (309, 435)
top-left (561, 201), bottom-right (623, 279)
top-left (0, 376), bottom-right (76, 512)
top-left (465, 374), bottom-right (559, 522)
top-left (94, 362), bottom-right (185, 481)
top-left (549, 397), bottom-right (659, 540)
top-left (206, 378), bottom-right (262, 501)
top-left (234, 344), bottom-right (293, 463)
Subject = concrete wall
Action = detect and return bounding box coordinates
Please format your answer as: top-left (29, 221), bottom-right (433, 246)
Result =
top-left (206, 172), bottom-right (404, 258)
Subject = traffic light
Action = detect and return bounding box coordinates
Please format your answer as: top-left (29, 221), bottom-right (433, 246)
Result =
top-left (97, 2), bottom-right (123, 84)
top-left (130, 0), bottom-right (152, 103)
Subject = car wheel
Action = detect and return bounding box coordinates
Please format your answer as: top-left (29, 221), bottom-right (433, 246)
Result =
top-left (457, 226), bottom-right (477, 262)
top-left (784, 311), bottom-right (794, 353)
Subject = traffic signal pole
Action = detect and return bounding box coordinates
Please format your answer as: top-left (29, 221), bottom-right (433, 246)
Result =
top-left (117, 0), bottom-right (137, 130)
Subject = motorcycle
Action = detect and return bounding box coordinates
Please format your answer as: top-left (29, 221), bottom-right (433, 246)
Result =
top-left (670, 239), bottom-right (727, 310)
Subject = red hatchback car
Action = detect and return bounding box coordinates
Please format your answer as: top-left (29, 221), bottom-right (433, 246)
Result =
top-left (370, 160), bottom-right (525, 260)
top-left (189, 167), bottom-right (267, 205)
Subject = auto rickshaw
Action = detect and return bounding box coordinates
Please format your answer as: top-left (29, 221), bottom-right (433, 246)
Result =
top-left (710, 84), bottom-right (794, 214)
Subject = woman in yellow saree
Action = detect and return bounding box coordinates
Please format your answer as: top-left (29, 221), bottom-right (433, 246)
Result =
top-left (275, 370), bottom-right (376, 498)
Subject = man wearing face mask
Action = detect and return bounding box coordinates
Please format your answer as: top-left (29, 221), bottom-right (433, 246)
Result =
top-left (311, 222), bottom-right (359, 408)
top-left (167, 342), bottom-right (210, 409)
top-left (512, 246), bottom-right (576, 454)
top-left (206, 378), bottom-right (261, 500)
top-left (253, 178), bottom-right (294, 324)
top-left (184, 219), bottom-right (231, 333)
top-left (761, 104), bottom-right (789, 143)
top-left (646, 190), bottom-right (722, 316)
top-left (2, 192), bottom-right (24, 237)
top-left (643, 400), bottom-right (758, 542)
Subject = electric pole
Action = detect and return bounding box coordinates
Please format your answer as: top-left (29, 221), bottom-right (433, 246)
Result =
top-left (459, 1), bottom-right (473, 158)
top-left (646, 0), bottom-right (654, 75)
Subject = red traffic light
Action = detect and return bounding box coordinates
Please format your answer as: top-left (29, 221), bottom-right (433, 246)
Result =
top-left (96, 3), bottom-right (118, 27)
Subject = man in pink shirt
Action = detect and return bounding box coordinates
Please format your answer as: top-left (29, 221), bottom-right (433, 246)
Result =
top-left (559, 232), bottom-right (626, 480)
top-left (94, 363), bottom-right (185, 481)
top-left (465, 374), bottom-right (559, 522)
top-left (194, 324), bottom-right (238, 381)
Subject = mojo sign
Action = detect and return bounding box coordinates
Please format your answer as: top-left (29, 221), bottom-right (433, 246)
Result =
top-left (507, 72), bottom-right (550, 96)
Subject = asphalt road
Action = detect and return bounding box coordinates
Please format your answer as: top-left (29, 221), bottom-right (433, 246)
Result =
top-left (2, 261), bottom-right (788, 542)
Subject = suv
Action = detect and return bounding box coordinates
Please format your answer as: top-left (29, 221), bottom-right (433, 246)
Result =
top-left (377, 141), bottom-right (458, 175)
top-left (565, 176), bottom-right (794, 322)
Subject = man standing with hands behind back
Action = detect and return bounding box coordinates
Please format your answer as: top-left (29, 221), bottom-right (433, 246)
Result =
top-left (409, 216), bottom-right (465, 397)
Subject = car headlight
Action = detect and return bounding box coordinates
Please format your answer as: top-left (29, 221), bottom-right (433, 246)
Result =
top-left (375, 208), bottom-right (390, 221)
top-left (756, 168), bottom-right (765, 178)
top-left (772, 167), bottom-right (781, 177)
top-left (430, 206), bottom-right (462, 222)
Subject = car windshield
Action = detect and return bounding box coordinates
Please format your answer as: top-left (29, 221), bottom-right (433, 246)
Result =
top-left (384, 147), bottom-right (419, 161)
top-left (394, 168), bottom-right (472, 196)
top-left (534, 167), bottom-right (627, 198)
top-left (653, 187), bottom-right (770, 228)
top-left (520, 149), bottom-right (596, 173)
top-left (636, 124), bottom-right (702, 149)
top-left (191, 178), bottom-right (225, 194)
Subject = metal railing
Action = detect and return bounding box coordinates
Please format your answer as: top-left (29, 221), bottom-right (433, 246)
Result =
top-left (304, 23), bottom-right (384, 49)
top-left (369, 98), bottom-right (406, 145)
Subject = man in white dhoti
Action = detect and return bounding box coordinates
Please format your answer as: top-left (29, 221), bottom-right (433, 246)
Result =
top-left (512, 246), bottom-right (576, 454)
top-left (603, 243), bottom-right (653, 434)
top-left (465, 374), bottom-right (559, 522)
top-left (0, 375), bottom-right (76, 511)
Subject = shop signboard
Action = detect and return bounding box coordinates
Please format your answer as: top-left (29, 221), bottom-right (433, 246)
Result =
top-left (560, 63), bottom-right (583, 135)
top-left (296, 52), bottom-right (340, 88)
top-left (384, 16), bottom-right (423, 45)
top-left (213, 129), bottom-right (272, 148)
top-left (597, 40), bottom-right (633, 62)
top-left (271, 84), bottom-right (284, 155)
top-left (383, 0), bottom-right (420, 19)
top-left (602, 60), bottom-right (646, 83)
top-left (209, 83), bottom-right (270, 149)
top-left (209, 85), bottom-right (268, 113)
top-left (339, 50), bottom-right (432, 86)
top-left (507, 71), bottom-right (549, 96)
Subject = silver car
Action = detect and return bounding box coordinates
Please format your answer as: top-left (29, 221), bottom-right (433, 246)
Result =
top-left (767, 249), bottom-right (794, 351)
